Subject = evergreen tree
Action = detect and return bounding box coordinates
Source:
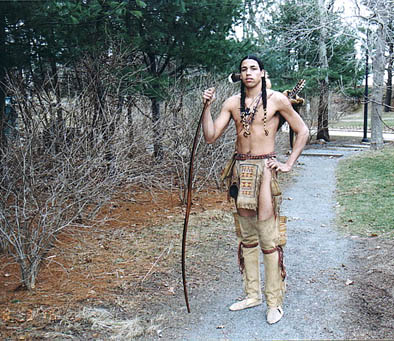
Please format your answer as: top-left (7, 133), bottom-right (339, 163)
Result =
top-left (128, 0), bottom-right (246, 159)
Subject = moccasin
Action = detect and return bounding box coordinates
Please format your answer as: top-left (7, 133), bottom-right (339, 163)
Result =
top-left (266, 306), bottom-right (283, 324)
top-left (229, 298), bottom-right (262, 311)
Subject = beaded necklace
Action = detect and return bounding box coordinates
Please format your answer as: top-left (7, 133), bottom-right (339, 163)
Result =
top-left (240, 93), bottom-right (262, 137)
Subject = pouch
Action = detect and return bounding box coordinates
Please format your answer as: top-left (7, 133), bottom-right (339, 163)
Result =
top-left (229, 183), bottom-right (239, 199)
top-left (220, 152), bottom-right (236, 182)
top-left (278, 216), bottom-right (287, 246)
top-left (271, 173), bottom-right (282, 196)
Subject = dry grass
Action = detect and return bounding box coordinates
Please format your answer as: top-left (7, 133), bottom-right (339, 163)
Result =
top-left (75, 307), bottom-right (165, 339)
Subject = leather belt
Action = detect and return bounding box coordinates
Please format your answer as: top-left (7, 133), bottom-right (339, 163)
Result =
top-left (234, 152), bottom-right (276, 160)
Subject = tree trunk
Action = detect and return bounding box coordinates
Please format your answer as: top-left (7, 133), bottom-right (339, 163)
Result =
top-left (317, 79), bottom-right (330, 141)
top-left (370, 21), bottom-right (386, 150)
top-left (50, 58), bottom-right (63, 123)
top-left (19, 257), bottom-right (41, 290)
top-left (146, 53), bottom-right (163, 161)
top-left (151, 96), bottom-right (163, 160)
top-left (384, 41), bottom-right (393, 112)
top-left (50, 56), bottom-right (63, 153)
top-left (127, 99), bottom-right (134, 148)
top-left (316, 0), bottom-right (330, 142)
top-left (91, 60), bottom-right (105, 131)
top-left (0, 8), bottom-right (6, 150)
top-left (243, 0), bottom-right (257, 40)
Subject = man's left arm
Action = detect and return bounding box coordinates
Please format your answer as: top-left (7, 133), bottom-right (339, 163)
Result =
top-left (267, 94), bottom-right (309, 173)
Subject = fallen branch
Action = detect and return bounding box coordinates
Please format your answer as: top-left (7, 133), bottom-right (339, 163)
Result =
top-left (141, 243), bottom-right (173, 283)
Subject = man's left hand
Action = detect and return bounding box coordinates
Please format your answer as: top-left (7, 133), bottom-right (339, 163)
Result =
top-left (267, 158), bottom-right (292, 173)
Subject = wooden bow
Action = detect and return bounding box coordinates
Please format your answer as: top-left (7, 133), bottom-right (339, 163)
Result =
top-left (182, 101), bottom-right (209, 313)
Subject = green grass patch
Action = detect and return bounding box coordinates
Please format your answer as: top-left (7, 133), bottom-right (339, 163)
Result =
top-left (330, 110), bottom-right (394, 130)
top-left (336, 145), bottom-right (394, 238)
top-left (331, 118), bottom-right (394, 130)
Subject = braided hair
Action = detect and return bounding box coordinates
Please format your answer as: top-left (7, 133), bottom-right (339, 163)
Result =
top-left (239, 55), bottom-right (269, 136)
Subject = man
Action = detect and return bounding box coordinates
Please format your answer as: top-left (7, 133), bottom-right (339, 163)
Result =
top-left (202, 55), bottom-right (309, 324)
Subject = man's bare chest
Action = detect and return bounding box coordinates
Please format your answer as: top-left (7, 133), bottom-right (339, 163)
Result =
top-left (232, 103), bottom-right (277, 125)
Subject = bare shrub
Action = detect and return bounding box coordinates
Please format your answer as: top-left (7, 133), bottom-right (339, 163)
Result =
top-left (0, 50), bottom-right (149, 290)
top-left (0, 95), bottom-right (131, 290)
top-left (159, 75), bottom-right (238, 202)
top-left (0, 137), bottom-right (111, 289)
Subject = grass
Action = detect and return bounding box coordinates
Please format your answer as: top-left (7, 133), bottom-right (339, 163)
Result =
top-left (336, 145), bottom-right (394, 238)
top-left (331, 109), bottom-right (394, 130)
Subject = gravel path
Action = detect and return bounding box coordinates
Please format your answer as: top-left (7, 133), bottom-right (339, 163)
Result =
top-left (160, 146), bottom-right (362, 340)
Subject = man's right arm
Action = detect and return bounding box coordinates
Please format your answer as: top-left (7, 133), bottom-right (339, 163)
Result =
top-left (202, 88), bottom-right (232, 144)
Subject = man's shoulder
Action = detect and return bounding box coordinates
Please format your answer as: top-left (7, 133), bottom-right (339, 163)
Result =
top-left (267, 89), bottom-right (291, 109)
top-left (223, 93), bottom-right (240, 107)
top-left (267, 89), bottom-right (288, 101)
top-left (227, 93), bottom-right (241, 102)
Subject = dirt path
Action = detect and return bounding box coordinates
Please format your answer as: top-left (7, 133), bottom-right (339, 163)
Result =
top-left (1, 141), bottom-right (392, 339)
top-left (154, 144), bottom-right (392, 340)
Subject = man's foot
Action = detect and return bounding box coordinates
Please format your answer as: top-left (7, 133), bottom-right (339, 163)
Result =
top-left (229, 298), bottom-right (262, 311)
top-left (266, 306), bottom-right (283, 324)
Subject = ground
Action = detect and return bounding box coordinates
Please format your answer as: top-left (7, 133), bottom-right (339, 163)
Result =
top-left (345, 237), bottom-right (394, 339)
top-left (0, 137), bottom-right (393, 340)
top-left (0, 187), bottom-right (237, 339)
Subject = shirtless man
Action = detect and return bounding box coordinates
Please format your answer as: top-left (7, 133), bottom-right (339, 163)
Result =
top-left (202, 55), bottom-right (309, 324)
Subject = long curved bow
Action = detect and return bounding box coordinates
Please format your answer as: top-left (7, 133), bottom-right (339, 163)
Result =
top-left (182, 101), bottom-right (209, 313)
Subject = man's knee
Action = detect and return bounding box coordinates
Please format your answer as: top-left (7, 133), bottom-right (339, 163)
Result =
top-left (258, 210), bottom-right (274, 221)
top-left (256, 216), bottom-right (278, 250)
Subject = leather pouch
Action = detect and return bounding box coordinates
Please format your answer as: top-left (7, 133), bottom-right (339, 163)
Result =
top-left (220, 152), bottom-right (236, 182)
top-left (271, 173), bottom-right (281, 196)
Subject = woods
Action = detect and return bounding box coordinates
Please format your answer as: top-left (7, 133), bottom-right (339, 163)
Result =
top-left (0, 0), bottom-right (393, 290)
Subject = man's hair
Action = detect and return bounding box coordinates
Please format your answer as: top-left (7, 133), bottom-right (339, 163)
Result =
top-left (239, 55), bottom-right (267, 125)
top-left (239, 55), bottom-right (264, 70)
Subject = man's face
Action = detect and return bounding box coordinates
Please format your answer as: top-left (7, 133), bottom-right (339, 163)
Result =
top-left (240, 59), bottom-right (264, 88)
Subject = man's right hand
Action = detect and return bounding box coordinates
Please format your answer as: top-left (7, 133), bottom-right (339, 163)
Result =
top-left (203, 87), bottom-right (216, 105)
